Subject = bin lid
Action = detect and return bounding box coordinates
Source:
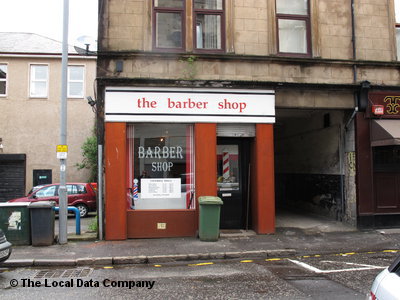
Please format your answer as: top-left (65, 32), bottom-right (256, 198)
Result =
top-left (29, 201), bottom-right (55, 208)
top-left (0, 202), bottom-right (31, 207)
top-left (198, 196), bottom-right (223, 205)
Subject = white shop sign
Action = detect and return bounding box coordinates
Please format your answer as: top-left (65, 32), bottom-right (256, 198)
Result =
top-left (105, 87), bottom-right (275, 123)
top-left (141, 178), bottom-right (181, 199)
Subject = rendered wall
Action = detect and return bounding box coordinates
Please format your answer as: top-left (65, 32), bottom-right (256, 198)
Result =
top-left (0, 56), bottom-right (96, 194)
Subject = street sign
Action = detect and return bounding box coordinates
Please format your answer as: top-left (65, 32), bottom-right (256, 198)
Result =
top-left (56, 145), bottom-right (68, 159)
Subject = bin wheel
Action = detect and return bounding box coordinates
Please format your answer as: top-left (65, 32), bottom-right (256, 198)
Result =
top-left (76, 204), bottom-right (89, 218)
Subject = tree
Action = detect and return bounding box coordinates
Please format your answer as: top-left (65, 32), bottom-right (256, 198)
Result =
top-left (76, 135), bottom-right (97, 182)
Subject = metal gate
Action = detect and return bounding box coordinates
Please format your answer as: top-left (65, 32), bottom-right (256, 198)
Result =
top-left (0, 154), bottom-right (26, 202)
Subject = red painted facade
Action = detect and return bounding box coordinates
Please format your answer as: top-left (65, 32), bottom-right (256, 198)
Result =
top-left (356, 91), bottom-right (400, 228)
top-left (104, 121), bottom-right (275, 239)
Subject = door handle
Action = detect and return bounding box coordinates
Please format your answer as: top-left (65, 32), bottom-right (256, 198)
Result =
top-left (222, 193), bottom-right (232, 197)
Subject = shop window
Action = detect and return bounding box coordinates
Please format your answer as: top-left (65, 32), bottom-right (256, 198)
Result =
top-left (373, 146), bottom-right (400, 172)
top-left (276, 0), bottom-right (311, 56)
top-left (153, 0), bottom-right (185, 51)
top-left (127, 124), bottom-right (195, 210)
top-left (30, 64), bottom-right (48, 98)
top-left (395, 0), bottom-right (400, 59)
top-left (194, 0), bottom-right (224, 52)
top-left (0, 64), bottom-right (7, 96)
top-left (67, 65), bottom-right (84, 98)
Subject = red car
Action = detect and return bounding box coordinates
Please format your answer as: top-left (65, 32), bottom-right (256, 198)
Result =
top-left (8, 183), bottom-right (96, 217)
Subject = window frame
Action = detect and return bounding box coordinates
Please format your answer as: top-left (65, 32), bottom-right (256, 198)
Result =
top-left (395, 0), bottom-right (400, 59)
top-left (193, 0), bottom-right (226, 53)
top-left (152, 0), bottom-right (186, 52)
top-left (67, 65), bottom-right (85, 99)
top-left (29, 64), bottom-right (49, 98)
top-left (0, 63), bottom-right (7, 97)
top-left (275, 0), bottom-right (312, 57)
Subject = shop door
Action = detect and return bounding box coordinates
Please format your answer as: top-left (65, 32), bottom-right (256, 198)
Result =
top-left (217, 138), bottom-right (250, 229)
top-left (373, 146), bottom-right (400, 212)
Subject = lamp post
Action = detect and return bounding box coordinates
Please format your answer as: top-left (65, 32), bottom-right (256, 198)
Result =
top-left (58, 0), bottom-right (69, 245)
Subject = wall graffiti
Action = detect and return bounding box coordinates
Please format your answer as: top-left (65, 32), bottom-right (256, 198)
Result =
top-left (347, 152), bottom-right (356, 176)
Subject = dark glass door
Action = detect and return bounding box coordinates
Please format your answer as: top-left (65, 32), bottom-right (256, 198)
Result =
top-left (33, 169), bottom-right (52, 187)
top-left (217, 138), bottom-right (250, 229)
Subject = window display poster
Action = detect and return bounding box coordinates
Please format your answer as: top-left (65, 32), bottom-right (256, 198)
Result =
top-left (141, 178), bottom-right (181, 199)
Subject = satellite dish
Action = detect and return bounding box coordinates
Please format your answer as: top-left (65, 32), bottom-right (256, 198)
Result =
top-left (77, 35), bottom-right (96, 44)
top-left (75, 35), bottom-right (97, 52)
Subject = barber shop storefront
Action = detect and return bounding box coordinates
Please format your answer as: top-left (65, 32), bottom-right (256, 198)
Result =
top-left (104, 87), bottom-right (275, 240)
top-left (357, 91), bottom-right (400, 228)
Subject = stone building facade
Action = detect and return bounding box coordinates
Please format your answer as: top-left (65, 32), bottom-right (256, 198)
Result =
top-left (97, 0), bottom-right (400, 240)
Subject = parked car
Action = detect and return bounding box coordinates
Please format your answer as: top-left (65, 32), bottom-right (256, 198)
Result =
top-left (27, 184), bottom-right (45, 195)
top-left (0, 229), bottom-right (12, 263)
top-left (8, 183), bottom-right (96, 218)
top-left (368, 255), bottom-right (400, 300)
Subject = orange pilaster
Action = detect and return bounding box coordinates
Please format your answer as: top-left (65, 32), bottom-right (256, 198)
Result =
top-left (252, 123), bottom-right (275, 234)
top-left (105, 122), bottom-right (127, 240)
top-left (195, 123), bottom-right (217, 223)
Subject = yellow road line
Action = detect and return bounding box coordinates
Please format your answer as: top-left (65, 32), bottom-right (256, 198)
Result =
top-left (340, 252), bottom-right (356, 256)
top-left (149, 249), bottom-right (399, 269)
top-left (188, 262), bottom-right (214, 267)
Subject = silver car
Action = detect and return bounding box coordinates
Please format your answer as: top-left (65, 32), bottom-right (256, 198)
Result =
top-left (0, 229), bottom-right (12, 263)
top-left (368, 255), bottom-right (400, 300)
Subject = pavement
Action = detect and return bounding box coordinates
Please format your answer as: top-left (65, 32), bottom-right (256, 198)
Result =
top-left (1, 213), bottom-right (400, 268)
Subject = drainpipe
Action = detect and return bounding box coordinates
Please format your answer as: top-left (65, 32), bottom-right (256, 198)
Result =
top-left (339, 125), bottom-right (345, 221)
top-left (346, 0), bottom-right (359, 133)
top-left (351, 0), bottom-right (357, 83)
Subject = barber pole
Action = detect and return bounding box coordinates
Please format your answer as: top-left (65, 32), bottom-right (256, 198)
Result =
top-left (223, 152), bottom-right (230, 180)
top-left (132, 179), bottom-right (139, 209)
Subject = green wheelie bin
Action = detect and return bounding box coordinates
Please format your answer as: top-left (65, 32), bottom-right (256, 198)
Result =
top-left (0, 202), bottom-right (31, 245)
top-left (198, 196), bottom-right (223, 242)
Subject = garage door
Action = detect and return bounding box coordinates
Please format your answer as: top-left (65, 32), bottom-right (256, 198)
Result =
top-left (0, 154), bottom-right (26, 202)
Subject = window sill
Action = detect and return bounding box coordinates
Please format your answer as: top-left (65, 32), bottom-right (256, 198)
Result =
top-left (276, 52), bottom-right (312, 58)
top-left (152, 47), bottom-right (186, 53)
top-left (29, 97), bottom-right (48, 100)
top-left (193, 49), bottom-right (226, 55)
top-left (67, 97), bottom-right (84, 100)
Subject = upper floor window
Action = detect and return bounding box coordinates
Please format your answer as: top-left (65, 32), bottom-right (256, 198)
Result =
top-left (0, 64), bottom-right (7, 96)
top-left (276, 0), bottom-right (311, 56)
top-left (395, 0), bottom-right (400, 59)
top-left (68, 65), bottom-right (85, 98)
top-left (194, 0), bottom-right (224, 51)
top-left (153, 0), bottom-right (185, 51)
top-left (30, 64), bottom-right (48, 98)
top-left (152, 0), bottom-right (225, 53)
